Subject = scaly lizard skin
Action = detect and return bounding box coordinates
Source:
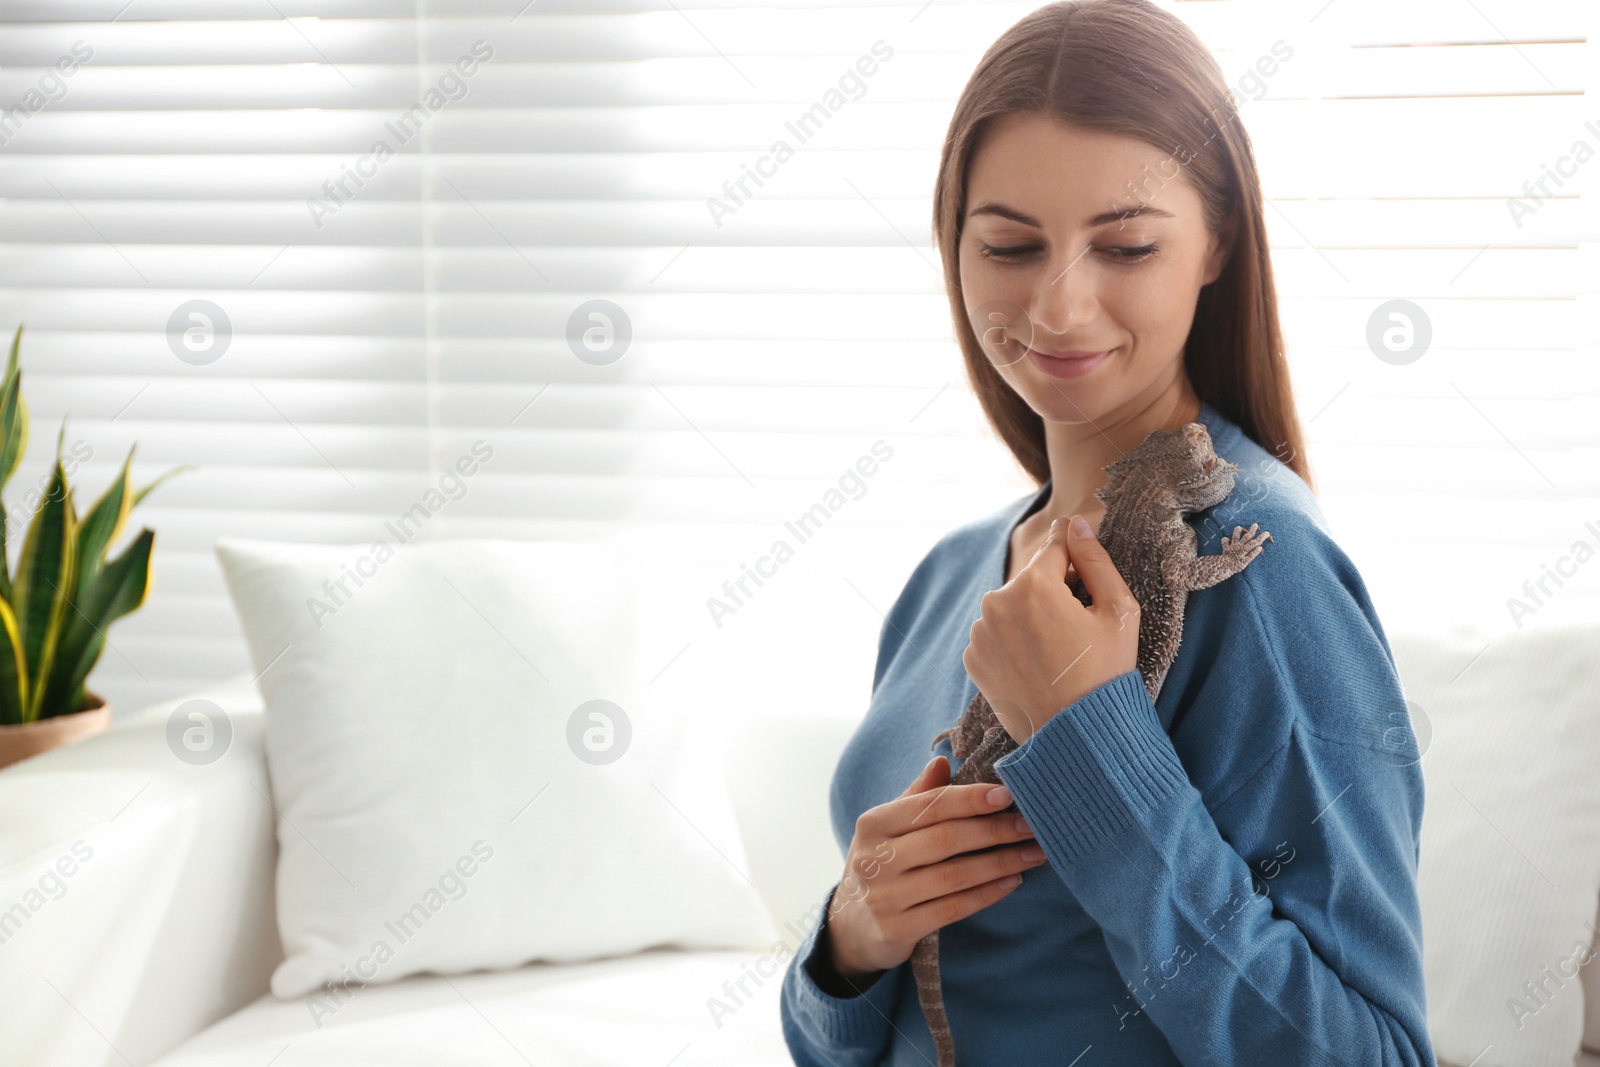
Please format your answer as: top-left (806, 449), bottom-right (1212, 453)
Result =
top-left (908, 420), bottom-right (1273, 1067)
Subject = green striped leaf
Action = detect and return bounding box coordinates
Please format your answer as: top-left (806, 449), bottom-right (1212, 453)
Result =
top-left (0, 324), bottom-right (27, 488)
top-left (132, 464), bottom-right (191, 508)
top-left (75, 449), bottom-right (135, 589)
top-left (0, 596), bottom-right (29, 726)
top-left (43, 528), bottom-right (152, 719)
top-left (13, 456), bottom-right (75, 722)
top-left (0, 324), bottom-right (30, 605)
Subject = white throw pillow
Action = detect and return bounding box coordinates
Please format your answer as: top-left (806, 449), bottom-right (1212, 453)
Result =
top-left (215, 537), bottom-right (777, 1003)
top-left (1390, 620), bottom-right (1600, 1067)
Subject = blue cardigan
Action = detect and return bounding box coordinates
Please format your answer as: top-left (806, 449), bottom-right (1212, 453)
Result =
top-left (779, 399), bottom-right (1434, 1065)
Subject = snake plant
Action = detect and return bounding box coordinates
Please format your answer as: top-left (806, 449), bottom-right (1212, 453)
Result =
top-left (0, 324), bottom-right (185, 726)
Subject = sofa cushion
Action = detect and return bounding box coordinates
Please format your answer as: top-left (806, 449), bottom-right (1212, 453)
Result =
top-left (215, 537), bottom-right (776, 1002)
top-left (1392, 620), bottom-right (1600, 1067)
top-left (144, 947), bottom-right (793, 1066)
top-left (1587, 896), bottom-right (1600, 1054)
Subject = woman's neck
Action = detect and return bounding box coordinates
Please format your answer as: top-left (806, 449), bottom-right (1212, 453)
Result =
top-left (1035, 378), bottom-right (1204, 528)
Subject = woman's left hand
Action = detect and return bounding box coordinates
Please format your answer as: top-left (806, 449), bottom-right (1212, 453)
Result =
top-left (962, 514), bottom-right (1141, 745)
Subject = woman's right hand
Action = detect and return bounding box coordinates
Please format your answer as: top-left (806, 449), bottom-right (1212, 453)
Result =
top-left (821, 754), bottom-right (1047, 986)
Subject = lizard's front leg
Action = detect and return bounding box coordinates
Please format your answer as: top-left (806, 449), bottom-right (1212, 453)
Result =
top-left (1163, 523), bottom-right (1273, 592)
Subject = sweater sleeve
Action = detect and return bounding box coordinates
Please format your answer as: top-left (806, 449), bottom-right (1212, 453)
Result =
top-left (779, 878), bottom-right (907, 1066)
top-left (991, 530), bottom-right (1434, 1065)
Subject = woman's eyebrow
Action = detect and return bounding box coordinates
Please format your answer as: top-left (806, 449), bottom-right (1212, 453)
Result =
top-left (966, 201), bottom-right (1176, 227)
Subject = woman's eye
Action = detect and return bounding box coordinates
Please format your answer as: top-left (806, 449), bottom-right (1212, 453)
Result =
top-left (977, 242), bottom-right (1037, 261)
top-left (1109, 244), bottom-right (1159, 264)
top-left (976, 241), bottom-right (1159, 264)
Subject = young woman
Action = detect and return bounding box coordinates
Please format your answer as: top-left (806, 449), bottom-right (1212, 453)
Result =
top-left (779, 1), bottom-right (1433, 1064)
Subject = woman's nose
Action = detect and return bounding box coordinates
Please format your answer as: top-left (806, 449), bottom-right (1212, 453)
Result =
top-left (1029, 243), bottom-right (1098, 337)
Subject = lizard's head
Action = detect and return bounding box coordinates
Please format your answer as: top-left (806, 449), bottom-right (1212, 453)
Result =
top-left (1097, 421), bottom-right (1238, 513)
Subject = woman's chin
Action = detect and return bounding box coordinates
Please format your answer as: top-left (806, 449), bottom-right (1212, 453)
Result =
top-left (1017, 381), bottom-right (1111, 425)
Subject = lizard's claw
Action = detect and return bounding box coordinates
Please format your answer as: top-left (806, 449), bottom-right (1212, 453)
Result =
top-left (1221, 523), bottom-right (1274, 559)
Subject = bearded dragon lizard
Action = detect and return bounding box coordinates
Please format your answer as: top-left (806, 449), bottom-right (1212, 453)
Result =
top-left (909, 419), bottom-right (1273, 1067)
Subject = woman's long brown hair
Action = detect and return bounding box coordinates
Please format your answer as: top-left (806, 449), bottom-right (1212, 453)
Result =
top-left (931, 0), bottom-right (1313, 491)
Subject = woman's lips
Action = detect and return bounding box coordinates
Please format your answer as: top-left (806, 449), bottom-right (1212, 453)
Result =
top-left (1025, 346), bottom-right (1112, 379)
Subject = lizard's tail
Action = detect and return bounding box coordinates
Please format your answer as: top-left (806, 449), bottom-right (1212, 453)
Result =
top-left (910, 930), bottom-right (957, 1067)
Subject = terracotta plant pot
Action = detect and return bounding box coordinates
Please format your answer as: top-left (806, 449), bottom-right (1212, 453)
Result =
top-left (0, 693), bottom-right (112, 771)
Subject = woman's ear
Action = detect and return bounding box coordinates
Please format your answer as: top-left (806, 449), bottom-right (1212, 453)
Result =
top-left (1201, 207), bottom-right (1240, 287)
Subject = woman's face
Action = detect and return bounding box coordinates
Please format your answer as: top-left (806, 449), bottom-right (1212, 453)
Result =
top-left (958, 111), bottom-right (1234, 425)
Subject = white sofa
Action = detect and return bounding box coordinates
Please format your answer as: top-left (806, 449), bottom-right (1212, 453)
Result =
top-left (3, 623), bottom-right (1600, 1067)
top-left (0, 672), bottom-right (852, 1067)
